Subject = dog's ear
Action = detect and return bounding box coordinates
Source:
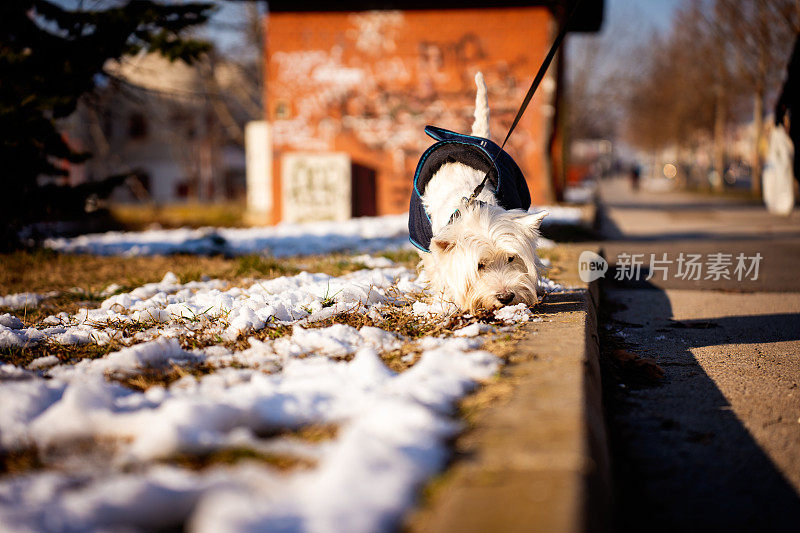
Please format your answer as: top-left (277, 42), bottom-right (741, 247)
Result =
top-left (432, 238), bottom-right (454, 253)
top-left (519, 210), bottom-right (548, 229)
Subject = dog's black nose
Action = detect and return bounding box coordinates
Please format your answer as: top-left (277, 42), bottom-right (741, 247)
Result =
top-left (497, 291), bottom-right (515, 305)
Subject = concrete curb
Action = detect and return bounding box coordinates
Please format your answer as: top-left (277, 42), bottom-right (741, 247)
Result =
top-left (408, 280), bottom-right (610, 532)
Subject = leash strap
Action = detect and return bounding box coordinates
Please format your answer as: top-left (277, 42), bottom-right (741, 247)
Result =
top-left (467, 0), bottom-right (582, 203)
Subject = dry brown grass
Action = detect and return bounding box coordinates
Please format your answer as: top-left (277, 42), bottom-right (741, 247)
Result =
top-left (0, 438), bottom-right (121, 476)
top-left (0, 447), bottom-right (43, 475)
top-left (1, 442), bottom-right (316, 475)
top-left (1, 340), bottom-right (119, 368)
top-left (0, 249), bottom-right (419, 326)
top-left (110, 362), bottom-right (218, 392)
top-left (1, 423), bottom-right (339, 476)
top-left (0, 249), bottom-right (422, 298)
top-left (168, 448), bottom-right (315, 472)
top-left (291, 424), bottom-right (339, 443)
top-left (163, 423), bottom-right (339, 472)
top-left (110, 201), bottom-right (248, 229)
top-left (1, 249), bottom-right (234, 295)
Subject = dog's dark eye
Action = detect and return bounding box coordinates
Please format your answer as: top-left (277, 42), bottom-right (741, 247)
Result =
top-left (478, 262), bottom-right (486, 270)
top-left (507, 256), bottom-right (515, 263)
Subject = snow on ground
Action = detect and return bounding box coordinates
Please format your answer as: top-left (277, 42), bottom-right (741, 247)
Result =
top-left (44, 215), bottom-right (412, 257)
top-left (533, 205), bottom-right (584, 226)
top-left (563, 182), bottom-right (597, 204)
top-left (0, 257), bottom-right (556, 532)
top-left (0, 292), bottom-right (58, 310)
top-left (43, 209), bottom-right (574, 257)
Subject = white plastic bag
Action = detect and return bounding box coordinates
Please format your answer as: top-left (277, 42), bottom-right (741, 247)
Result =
top-left (763, 125), bottom-right (795, 216)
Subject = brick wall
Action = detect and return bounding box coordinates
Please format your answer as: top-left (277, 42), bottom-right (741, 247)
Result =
top-left (265, 7), bottom-right (559, 223)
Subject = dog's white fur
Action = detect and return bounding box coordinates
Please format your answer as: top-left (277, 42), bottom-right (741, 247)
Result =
top-left (419, 72), bottom-right (548, 313)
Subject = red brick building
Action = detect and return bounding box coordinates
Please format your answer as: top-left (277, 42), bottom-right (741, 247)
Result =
top-left (257, 1), bottom-right (603, 224)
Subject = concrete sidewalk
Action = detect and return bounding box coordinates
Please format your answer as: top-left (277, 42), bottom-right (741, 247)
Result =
top-left (598, 177), bottom-right (800, 532)
top-left (599, 177), bottom-right (800, 292)
top-left (405, 179), bottom-right (800, 533)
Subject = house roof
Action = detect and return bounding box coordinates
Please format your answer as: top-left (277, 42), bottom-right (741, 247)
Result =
top-left (264, 0), bottom-right (604, 32)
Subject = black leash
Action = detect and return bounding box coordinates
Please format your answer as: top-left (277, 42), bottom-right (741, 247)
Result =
top-left (466, 0), bottom-right (582, 204)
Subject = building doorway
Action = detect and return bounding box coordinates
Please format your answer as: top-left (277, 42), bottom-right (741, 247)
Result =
top-left (351, 163), bottom-right (377, 217)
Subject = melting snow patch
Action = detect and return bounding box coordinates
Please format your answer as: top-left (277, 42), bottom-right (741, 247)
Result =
top-left (0, 292), bottom-right (56, 309)
top-left (0, 325), bottom-right (33, 349)
top-left (411, 299), bottom-right (458, 317)
top-left (44, 215), bottom-right (412, 257)
top-left (494, 303), bottom-right (533, 324)
top-left (0, 339), bottom-right (498, 531)
top-left (539, 277), bottom-right (565, 293)
top-left (0, 263), bottom-right (558, 531)
top-left (350, 254), bottom-right (396, 268)
top-left (533, 205), bottom-right (584, 226)
top-left (0, 314), bottom-right (24, 329)
top-left (453, 323), bottom-right (493, 337)
top-left (26, 355), bottom-right (60, 370)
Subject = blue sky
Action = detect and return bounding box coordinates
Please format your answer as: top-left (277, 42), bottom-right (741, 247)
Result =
top-left (566, 0), bottom-right (684, 80)
top-left (611, 0), bottom-right (681, 30)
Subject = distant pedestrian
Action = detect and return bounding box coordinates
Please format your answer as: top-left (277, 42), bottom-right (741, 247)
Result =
top-left (764, 123), bottom-right (794, 215)
top-left (775, 33), bottom-right (799, 186)
top-left (630, 163), bottom-right (641, 191)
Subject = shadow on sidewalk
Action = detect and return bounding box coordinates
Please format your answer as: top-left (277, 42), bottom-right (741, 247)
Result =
top-left (670, 313), bottom-right (800, 345)
top-left (600, 276), bottom-right (800, 533)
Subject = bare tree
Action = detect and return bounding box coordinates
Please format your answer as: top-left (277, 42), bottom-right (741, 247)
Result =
top-left (567, 3), bottom-right (647, 141)
top-left (625, 3), bottom-right (725, 156)
top-left (713, 0), bottom-right (799, 194)
top-left (623, 0), bottom-right (798, 192)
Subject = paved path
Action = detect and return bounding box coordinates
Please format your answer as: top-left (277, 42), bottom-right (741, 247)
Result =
top-left (598, 178), bottom-right (800, 532)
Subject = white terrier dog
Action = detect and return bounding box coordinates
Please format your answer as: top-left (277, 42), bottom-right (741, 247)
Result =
top-left (408, 72), bottom-right (548, 313)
